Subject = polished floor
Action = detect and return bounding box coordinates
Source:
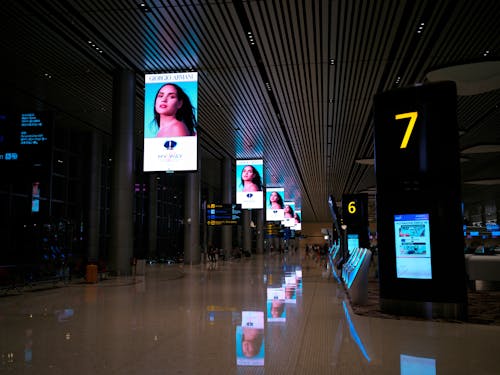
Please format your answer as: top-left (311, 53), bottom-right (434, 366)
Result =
top-left (1, 251), bottom-right (500, 375)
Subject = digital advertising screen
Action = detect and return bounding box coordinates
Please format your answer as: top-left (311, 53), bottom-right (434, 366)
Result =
top-left (236, 159), bottom-right (264, 209)
top-left (293, 209), bottom-right (302, 231)
top-left (266, 187), bottom-right (285, 221)
top-left (143, 72), bottom-right (198, 172)
top-left (236, 311), bottom-right (265, 366)
top-left (394, 214), bottom-right (432, 279)
top-left (282, 201), bottom-right (296, 227)
top-left (266, 287), bottom-right (286, 322)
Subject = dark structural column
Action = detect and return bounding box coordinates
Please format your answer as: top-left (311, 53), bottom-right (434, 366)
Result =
top-left (256, 209), bottom-right (264, 254)
top-left (147, 173), bottom-right (158, 259)
top-left (221, 158), bottom-right (232, 259)
top-left (184, 170), bottom-right (201, 265)
top-left (242, 209), bottom-right (251, 255)
top-left (109, 69), bottom-right (135, 275)
top-left (87, 131), bottom-right (102, 262)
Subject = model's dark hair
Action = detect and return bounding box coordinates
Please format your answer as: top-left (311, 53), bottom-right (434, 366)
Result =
top-left (154, 83), bottom-right (197, 135)
top-left (240, 165), bottom-right (262, 190)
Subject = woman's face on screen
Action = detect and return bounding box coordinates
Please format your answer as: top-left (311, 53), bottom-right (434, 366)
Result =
top-left (155, 85), bottom-right (183, 116)
top-left (242, 166), bottom-right (255, 182)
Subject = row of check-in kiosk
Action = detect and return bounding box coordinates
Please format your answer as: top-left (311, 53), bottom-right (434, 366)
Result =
top-left (329, 242), bottom-right (372, 305)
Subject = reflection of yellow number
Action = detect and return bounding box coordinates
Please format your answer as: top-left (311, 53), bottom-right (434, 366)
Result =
top-left (348, 201), bottom-right (356, 214)
top-left (395, 112), bottom-right (418, 149)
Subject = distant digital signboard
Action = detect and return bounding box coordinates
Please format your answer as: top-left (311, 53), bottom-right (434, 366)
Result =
top-left (207, 203), bottom-right (242, 225)
top-left (236, 159), bottom-right (264, 209)
top-left (266, 187), bottom-right (285, 221)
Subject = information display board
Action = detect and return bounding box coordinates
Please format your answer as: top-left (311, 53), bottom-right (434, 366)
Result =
top-left (206, 204), bottom-right (242, 225)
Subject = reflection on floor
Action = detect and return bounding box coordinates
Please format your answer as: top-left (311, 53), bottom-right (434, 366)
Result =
top-left (351, 277), bottom-right (500, 326)
top-left (1, 251), bottom-right (500, 375)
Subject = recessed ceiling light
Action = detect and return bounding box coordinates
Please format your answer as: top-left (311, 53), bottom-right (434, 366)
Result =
top-left (461, 144), bottom-right (500, 154)
top-left (355, 158), bottom-right (374, 165)
top-left (464, 179), bottom-right (500, 185)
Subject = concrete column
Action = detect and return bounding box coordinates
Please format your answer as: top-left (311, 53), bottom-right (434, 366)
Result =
top-left (109, 69), bottom-right (135, 275)
top-left (147, 174), bottom-right (158, 259)
top-left (256, 209), bottom-right (264, 254)
top-left (184, 171), bottom-right (201, 265)
top-left (221, 158), bottom-right (232, 259)
top-left (87, 131), bottom-right (102, 262)
top-left (242, 209), bottom-right (251, 255)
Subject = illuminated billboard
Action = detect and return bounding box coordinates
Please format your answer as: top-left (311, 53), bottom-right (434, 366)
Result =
top-left (266, 187), bottom-right (285, 221)
top-left (282, 201), bottom-right (295, 227)
top-left (236, 159), bottom-right (264, 209)
top-left (293, 209), bottom-right (302, 231)
top-left (143, 72), bottom-right (198, 172)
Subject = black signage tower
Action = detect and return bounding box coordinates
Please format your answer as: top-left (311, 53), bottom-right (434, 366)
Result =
top-left (374, 81), bottom-right (467, 320)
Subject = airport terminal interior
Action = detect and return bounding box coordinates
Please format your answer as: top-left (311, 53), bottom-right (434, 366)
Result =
top-left (1, 1), bottom-right (500, 374)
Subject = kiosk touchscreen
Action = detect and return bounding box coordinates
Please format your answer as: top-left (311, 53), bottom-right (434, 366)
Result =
top-left (394, 214), bottom-right (432, 279)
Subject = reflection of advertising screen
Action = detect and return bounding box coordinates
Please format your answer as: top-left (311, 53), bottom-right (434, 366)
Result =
top-left (266, 287), bottom-right (286, 322)
top-left (236, 160), bottom-right (264, 209)
top-left (236, 311), bottom-right (265, 366)
top-left (143, 72), bottom-right (198, 172)
top-left (266, 187), bottom-right (285, 221)
top-left (394, 214), bottom-right (432, 279)
top-left (282, 201), bottom-right (295, 227)
top-left (400, 354), bottom-right (436, 375)
top-left (284, 274), bottom-right (297, 303)
top-left (31, 182), bottom-right (40, 213)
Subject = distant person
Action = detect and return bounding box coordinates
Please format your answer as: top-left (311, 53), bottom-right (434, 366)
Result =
top-left (151, 83), bottom-right (197, 137)
top-left (240, 165), bottom-right (263, 192)
top-left (284, 204), bottom-right (294, 218)
top-left (241, 327), bottom-right (264, 357)
top-left (268, 191), bottom-right (284, 209)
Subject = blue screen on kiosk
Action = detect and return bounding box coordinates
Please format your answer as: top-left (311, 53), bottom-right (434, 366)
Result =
top-left (394, 213), bottom-right (432, 279)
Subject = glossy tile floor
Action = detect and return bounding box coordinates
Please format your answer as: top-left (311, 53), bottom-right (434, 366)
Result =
top-left (1, 251), bottom-right (500, 375)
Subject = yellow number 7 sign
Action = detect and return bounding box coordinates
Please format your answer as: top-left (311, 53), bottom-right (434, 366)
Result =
top-left (395, 111), bottom-right (418, 149)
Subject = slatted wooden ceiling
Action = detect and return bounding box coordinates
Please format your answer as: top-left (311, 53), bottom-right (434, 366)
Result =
top-left (0, 0), bottom-right (499, 222)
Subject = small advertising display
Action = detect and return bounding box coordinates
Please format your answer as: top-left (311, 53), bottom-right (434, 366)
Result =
top-left (206, 204), bottom-right (242, 225)
top-left (266, 287), bottom-right (286, 322)
top-left (292, 209), bottom-right (302, 231)
top-left (394, 214), bottom-right (432, 279)
top-left (266, 187), bottom-right (285, 221)
top-left (143, 72), bottom-right (198, 172)
top-left (236, 311), bottom-right (265, 366)
top-left (236, 159), bottom-right (264, 209)
top-left (282, 201), bottom-right (296, 227)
